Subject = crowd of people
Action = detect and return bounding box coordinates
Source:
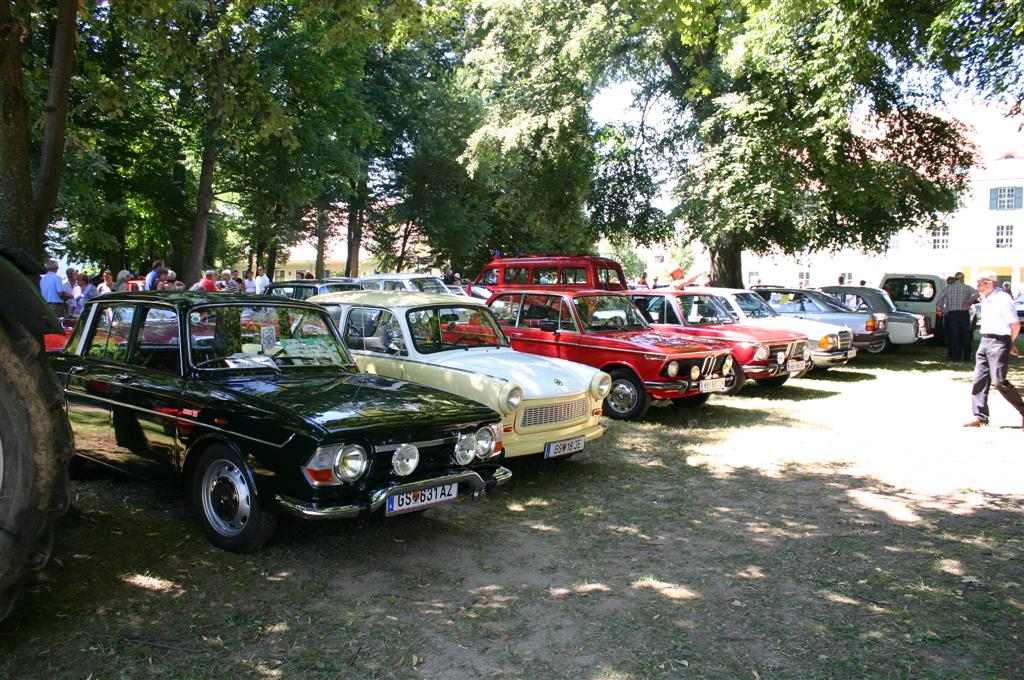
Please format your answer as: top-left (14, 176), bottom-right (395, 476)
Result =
top-left (38, 258), bottom-right (276, 319)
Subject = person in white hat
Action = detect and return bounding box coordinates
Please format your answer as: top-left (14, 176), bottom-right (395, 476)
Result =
top-left (964, 270), bottom-right (1024, 428)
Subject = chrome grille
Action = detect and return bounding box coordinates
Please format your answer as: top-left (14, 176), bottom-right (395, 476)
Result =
top-left (768, 343), bottom-right (792, 360)
top-left (700, 353), bottom-right (729, 376)
top-left (520, 398), bottom-right (588, 428)
top-left (837, 330), bottom-right (853, 350)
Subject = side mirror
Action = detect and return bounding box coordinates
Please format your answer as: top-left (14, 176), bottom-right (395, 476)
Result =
top-left (539, 320), bottom-right (559, 333)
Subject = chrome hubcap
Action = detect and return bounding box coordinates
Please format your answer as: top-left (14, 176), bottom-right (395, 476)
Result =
top-left (607, 380), bottom-right (638, 414)
top-left (201, 460), bottom-right (251, 537)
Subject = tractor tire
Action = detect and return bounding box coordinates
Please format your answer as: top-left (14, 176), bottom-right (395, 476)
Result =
top-left (0, 315), bottom-right (74, 622)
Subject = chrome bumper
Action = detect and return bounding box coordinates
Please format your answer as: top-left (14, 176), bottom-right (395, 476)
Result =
top-left (274, 466), bottom-right (512, 520)
top-left (741, 359), bottom-right (811, 377)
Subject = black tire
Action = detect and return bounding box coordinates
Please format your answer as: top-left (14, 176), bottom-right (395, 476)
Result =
top-left (603, 369), bottom-right (650, 420)
top-left (672, 393), bottom-right (711, 407)
top-left (191, 445), bottom-right (276, 553)
top-left (0, 316), bottom-right (74, 622)
top-left (755, 374), bottom-right (790, 388)
top-left (724, 363), bottom-right (745, 395)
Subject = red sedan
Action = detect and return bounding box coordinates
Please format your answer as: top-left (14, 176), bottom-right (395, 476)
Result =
top-left (487, 288), bottom-right (735, 420)
top-left (627, 289), bottom-right (811, 392)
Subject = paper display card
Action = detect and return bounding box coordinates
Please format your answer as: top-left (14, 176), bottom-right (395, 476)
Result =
top-left (280, 338), bottom-right (338, 361)
top-left (223, 353), bottom-right (279, 369)
top-left (260, 325), bottom-right (277, 351)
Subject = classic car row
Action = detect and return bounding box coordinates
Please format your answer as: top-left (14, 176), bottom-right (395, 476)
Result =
top-left (47, 256), bottom-right (929, 554)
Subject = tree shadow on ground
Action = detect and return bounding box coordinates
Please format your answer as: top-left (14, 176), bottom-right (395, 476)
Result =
top-left (732, 383), bottom-right (841, 401)
top-left (802, 367), bottom-right (877, 382)
top-left (3, 430), bottom-right (1022, 680)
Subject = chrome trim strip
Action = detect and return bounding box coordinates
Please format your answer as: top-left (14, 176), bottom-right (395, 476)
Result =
top-left (64, 390), bottom-right (295, 449)
top-left (275, 495), bottom-right (361, 519)
top-left (368, 469), bottom-right (496, 513)
top-left (373, 437), bottom-right (451, 453)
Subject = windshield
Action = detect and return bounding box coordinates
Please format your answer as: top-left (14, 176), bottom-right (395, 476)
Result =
top-left (676, 294), bottom-right (735, 325)
top-left (732, 292), bottom-right (778, 319)
top-left (406, 305), bottom-right (508, 353)
top-left (572, 295), bottom-right (649, 332)
top-left (408, 277), bottom-right (447, 293)
top-left (188, 304), bottom-right (351, 371)
top-left (806, 290), bottom-right (856, 312)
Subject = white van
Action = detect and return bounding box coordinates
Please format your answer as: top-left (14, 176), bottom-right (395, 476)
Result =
top-left (880, 273), bottom-right (976, 340)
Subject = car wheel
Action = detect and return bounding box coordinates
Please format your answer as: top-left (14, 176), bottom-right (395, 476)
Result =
top-left (192, 446), bottom-right (276, 553)
top-left (671, 393), bottom-right (711, 407)
top-left (604, 369), bottom-right (650, 420)
top-left (0, 316), bottom-right (74, 623)
top-left (864, 340), bottom-right (887, 354)
top-left (755, 374), bottom-right (790, 388)
top-left (724, 363), bottom-right (745, 395)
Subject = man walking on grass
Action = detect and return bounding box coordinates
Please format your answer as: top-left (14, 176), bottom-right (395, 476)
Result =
top-left (964, 271), bottom-right (1024, 428)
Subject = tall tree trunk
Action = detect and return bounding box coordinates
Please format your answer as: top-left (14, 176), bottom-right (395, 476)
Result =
top-left (314, 207), bottom-right (328, 278)
top-left (395, 220), bottom-right (414, 273)
top-left (255, 239), bottom-right (265, 270)
top-left (185, 115), bottom-right (220, 284)
top-left (708, 233), bottom-right (744, 288)
top-left (266, 241), bottom-right (279, 282)
top-left (0, 6), bottom-right (36, 256)
top-left (345, 180), bottom-right (367, 277)
top-left (31, 0), bottom-right (79, 253)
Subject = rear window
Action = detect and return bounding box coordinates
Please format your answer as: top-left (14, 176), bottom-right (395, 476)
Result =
top-left (560, 267), bottom-right (588, 284)
top-left (597, 266), bottom-right (626, 288)
top-left (883, 277), bottom-right (937, 302)
top-left (505, 267), bottom-right (529, 284)
top-left (531, 268), bottom-right (558, 285)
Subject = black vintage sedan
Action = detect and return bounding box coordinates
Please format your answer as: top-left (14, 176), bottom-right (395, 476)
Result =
top-left (49, 292), bottom-right (509, 552)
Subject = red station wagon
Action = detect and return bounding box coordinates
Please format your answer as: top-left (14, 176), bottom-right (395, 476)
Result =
top-left (487, 288), bottom-right (736, 420)
top-left (627, 289), bottom-right (812, 392)
top-left (472, 255), bottom-right (628, 296)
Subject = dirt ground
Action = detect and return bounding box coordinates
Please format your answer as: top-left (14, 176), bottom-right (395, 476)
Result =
top-left (2, 344), bottom-right (1022, 679)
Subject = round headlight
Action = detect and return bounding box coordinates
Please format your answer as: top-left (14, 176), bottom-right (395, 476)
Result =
top-left (504, 386), bottom-right (523, 413)
top-left (335, 444), bottom-right (368, 482)
top-left (454, 433), bottom-right (476, 465)
top-left (689, 365), bottom-right (701, 380)
top-left (753, 344), bottom-right (770, 361)
top-left (819, 334), bottom-right (837, 350)
top-left (392, 444), bottom-right (419, 476)
top-left (474, 427), bottom-right (495, 458)
top-left (802, 343), bottom-right (811, 360)
top-left (775, 351), bottom-right (786, 364)
top-left (594, 373), bottom-right (612, 398)
top-left (666, 360), bottom-right (679, 378)
top-left (722, 355), bottom-right (734, 373)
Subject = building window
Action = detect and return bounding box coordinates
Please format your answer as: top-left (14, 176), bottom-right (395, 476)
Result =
top-left (274, 269), bottom-right (285, 279)
top-left (747, 271), bottom-right (759, 284)
top-left (839, 272), bottom-right (853, 284)
top-left (654, 255), bottom-right (665, 263)
top-left (996, 224), bottom-right (1014, 248)
top-left (931, 226), bottom-right (949, 250)
top-left (798, 271), bottom-right (811, 287)
top-left (991, 186), bottom-right (1023, 210)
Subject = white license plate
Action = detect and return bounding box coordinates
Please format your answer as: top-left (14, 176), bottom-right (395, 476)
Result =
top-left (385, 482), bottom-right (458, 516)
top-left (544, 436), bottom-right (584, 459)
top-left (700, 377), bottom-right (727, 393)
top-left (846, 348), bottom-right (857, 358)
top-left (787, 360), bottom-right (805, 373)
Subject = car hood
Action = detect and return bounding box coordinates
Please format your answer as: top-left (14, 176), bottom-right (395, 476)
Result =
top-left (211, 371), bottom-right (498, 435)
top-left (651, 323), bottom-right (804, 344)
top-left (742, 316), bottom-right (851, 340)
top-left (426, 348), bottom-right (597, 399)
top-left (588, 329), bottom-right (728, 356)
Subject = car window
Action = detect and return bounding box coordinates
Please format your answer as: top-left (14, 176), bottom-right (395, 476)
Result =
top-left (267, 286), bottom-right (292, 297)
top-left (483, 268), bottom-right (500, 285)
top-left (531, 267), bottom-right (558, 285)
top-left (629, 295), bottom-right (671, 324)
top-left (732, 292), bottom-right (776, 319)
top-left (131, 307), bottom-right (181, 374)
top-left (383, 280), bottom-right (405, 291)
top-left (572, 295), bottom-right (648, 332)
top-left (505, 267), bottom-right (528, 284)
top-left (520, 294), bottom-right (562, 328)
top-left (597, 266), bottom-right (626, 288)
top-left (343, 307), bottom-right (406, 355)
top-left (323, 283), bottom-right (360, 294)
top-left (407, 277), bottom-right (447, 293)
top-left (883, 277), bottom-right (936, 302)
top-left (490, 295), bottom-right (523, 327)
top-left (406, 306), bottom-right (507, 353)
top-left (677, 295), bottom-right (733, 324)
top-left (560, 267), bottom-right (588, 284)
top-left (85, 304), bottom-right (135, 362)
top-left (806, 291), bottom-right (852, 312)
top-left (766, 291), bottom-right (823, 313)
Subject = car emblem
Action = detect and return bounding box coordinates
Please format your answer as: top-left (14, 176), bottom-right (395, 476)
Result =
top-left (553, 378), bottom-right (563, 386)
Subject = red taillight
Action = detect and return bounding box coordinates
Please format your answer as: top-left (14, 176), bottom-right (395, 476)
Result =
top-left (494, 441), bottom-right (504, 453)
top-left (593, 408), bottom-right (603, 416)
top-left (503, 425), bottom-right (514, 433)
top-left (865, 319), bottom-right (876, 332)
top-left (304, 467), bottom-right (334, 485)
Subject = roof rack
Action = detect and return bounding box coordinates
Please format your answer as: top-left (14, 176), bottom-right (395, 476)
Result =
top-left (493, 252), bottom-right (602, 258)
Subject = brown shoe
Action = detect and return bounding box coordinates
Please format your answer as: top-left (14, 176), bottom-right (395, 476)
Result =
top-left (962, 419), bottom-right (988, 428)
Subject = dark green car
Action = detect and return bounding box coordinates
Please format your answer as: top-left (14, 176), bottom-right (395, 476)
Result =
top-left (49, 292), bottom-right (509, 552)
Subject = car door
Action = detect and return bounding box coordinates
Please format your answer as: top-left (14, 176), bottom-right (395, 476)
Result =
top-left (508, 294), bottom-right (581, 359)
top-left (115, 305), bottom-right (186, 486)
top-left (341, 306), bottom-right (406, 379)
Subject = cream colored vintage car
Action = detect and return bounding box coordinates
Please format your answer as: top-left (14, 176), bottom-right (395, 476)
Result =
top-left (309, 290), bottom-right (610, 459)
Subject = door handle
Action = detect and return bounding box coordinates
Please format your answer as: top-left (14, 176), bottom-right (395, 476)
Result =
top-left (113, 373), bottom-right (133, 383)
top-left (68, 366), bottom-right (85, 375)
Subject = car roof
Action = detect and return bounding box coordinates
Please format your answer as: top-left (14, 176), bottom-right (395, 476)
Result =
top-left (482, 255), bottom-right (619, 266)
top-left (627, 288), bottom-right (717, 296)
top-left (83, 290), bottom-right (329, 312)
top-left (357, 273), bottom-right (443, 281)
top-left (820, 285), bottom-right (884, 294)
top-left (490, 287), bottom-right (625, 297)
top-left (266, 279), bottom-right (351, 286)
top-left (309, 289), bottom-right (486, 308)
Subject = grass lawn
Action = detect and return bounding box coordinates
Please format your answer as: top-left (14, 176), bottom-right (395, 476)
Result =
top-left (2, 344), bottom-right (1022, 679)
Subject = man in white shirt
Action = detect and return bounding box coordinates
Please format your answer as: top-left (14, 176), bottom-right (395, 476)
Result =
top-left (965, 270), bottom-right (1024, 428)
top-left (39, 259), bottom-right (67, 315)
top-left (243, 270), bottom-right (257, 294)
top-left (255, 266), bottom-right (271, 294)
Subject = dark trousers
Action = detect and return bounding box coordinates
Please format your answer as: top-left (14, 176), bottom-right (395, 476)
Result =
top-left (945, 310), bottom-right (972, 360)
top-left (972, 335), bottom-right (1024, 421)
